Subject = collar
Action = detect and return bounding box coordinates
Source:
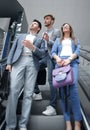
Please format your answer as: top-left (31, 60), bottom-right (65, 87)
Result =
top-left (28, 32), bottom-right (38, 37)
top-left (46, 27), bottom-right (54, 32)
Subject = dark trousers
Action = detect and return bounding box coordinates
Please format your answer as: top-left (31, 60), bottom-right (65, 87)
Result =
top-left (34, 55), bottom-right (57, 108)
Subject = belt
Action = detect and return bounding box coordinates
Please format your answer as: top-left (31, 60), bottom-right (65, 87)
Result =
top-left (22, 54), bottom-right (32, 57)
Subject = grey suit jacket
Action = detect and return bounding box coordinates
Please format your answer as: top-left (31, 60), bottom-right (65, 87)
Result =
top-left (46, 28), bottom-right (60, 57)
top-left (7, 33), bottom-right (46, 69)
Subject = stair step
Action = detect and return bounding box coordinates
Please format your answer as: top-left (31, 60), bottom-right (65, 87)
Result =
top-left (28, 115), bottom-right (65, 130)
top-left (19, 90), bottom-right (60, 100)
top-left (17, 100), bottom-right (63, 115)
top-left (16, 115), bottom-right (65, 130)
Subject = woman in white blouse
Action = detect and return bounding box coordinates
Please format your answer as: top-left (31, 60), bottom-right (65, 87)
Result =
top-left (51, 23), bottom-right (82, 130)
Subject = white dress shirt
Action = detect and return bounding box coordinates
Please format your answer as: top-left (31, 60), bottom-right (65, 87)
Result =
top-left (23, 34), bottom-right (36, 55)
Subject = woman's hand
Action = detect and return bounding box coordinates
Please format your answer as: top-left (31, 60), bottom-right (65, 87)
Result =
top-left (56, 57), bottom-right (64, 67)
top-left (62, 59), bottom-right (71, 66)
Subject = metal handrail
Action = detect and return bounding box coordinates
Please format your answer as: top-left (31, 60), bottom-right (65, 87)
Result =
top-left (80, 52), bottom-right (90, 61)
top-left (80, 47), bottom-right (90, 53)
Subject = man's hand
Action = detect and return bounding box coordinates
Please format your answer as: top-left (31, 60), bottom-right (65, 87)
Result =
top-left (23, 40), bottom-right (35, 51)
top-left (6, 65), bottom-right (12, 72)
top-left (43, 33), bottom-right (49, 41)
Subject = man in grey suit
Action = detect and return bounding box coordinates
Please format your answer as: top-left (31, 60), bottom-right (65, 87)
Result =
top-left (33, 14), bottom-right (60, 116)
top-left (5, 19), bottom-right (46, 130)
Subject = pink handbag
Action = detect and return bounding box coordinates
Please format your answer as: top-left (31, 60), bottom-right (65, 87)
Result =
top-left (52, 65), bottom-right (74, 88)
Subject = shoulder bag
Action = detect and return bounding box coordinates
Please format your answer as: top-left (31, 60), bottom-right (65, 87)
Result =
top-left (52, 65), bottom-right (74, 88)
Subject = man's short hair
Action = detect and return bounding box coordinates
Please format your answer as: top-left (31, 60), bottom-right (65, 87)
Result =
top-left (44, 14), bottom-right (55, 21)
top-left (33, 19), bottom-right (42, 30)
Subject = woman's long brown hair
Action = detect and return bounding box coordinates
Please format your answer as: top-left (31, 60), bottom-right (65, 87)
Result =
top-left (60, 23), bottom-right (77, 44)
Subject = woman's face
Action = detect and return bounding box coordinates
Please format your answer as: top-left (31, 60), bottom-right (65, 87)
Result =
top-left (62, 24), bottom-right (71, 33)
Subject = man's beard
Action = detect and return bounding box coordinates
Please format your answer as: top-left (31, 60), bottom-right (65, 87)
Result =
top-left (45, 22), bottom-right (51, 27)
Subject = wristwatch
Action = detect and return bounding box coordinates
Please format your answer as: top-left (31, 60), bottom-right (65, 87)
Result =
top-left (69, 57), bottom-right (73, 61)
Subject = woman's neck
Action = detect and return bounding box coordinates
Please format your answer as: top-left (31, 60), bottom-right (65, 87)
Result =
top-left (64, 33), bottom-right (70, 39)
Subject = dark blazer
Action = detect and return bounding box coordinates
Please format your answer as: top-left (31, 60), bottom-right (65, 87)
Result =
top-left (7, 33), bottom-right (46, 69)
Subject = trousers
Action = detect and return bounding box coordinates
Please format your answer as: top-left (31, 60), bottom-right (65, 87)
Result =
top-left (59, 63), bottom-right (82, 121)
top-left (34, 54), bottom-right (57, 108)
top-left (5, 55), bottom-right (37, 129)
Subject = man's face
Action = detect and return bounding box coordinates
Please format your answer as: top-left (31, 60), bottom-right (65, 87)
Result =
top-left (29, 21), bottom-right (40, 32)
top-left (44, 16), bottom-right (54, 27)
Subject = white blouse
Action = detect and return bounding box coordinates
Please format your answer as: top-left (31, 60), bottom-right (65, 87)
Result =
top-left (60, 39), bottom-right (73, 56)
